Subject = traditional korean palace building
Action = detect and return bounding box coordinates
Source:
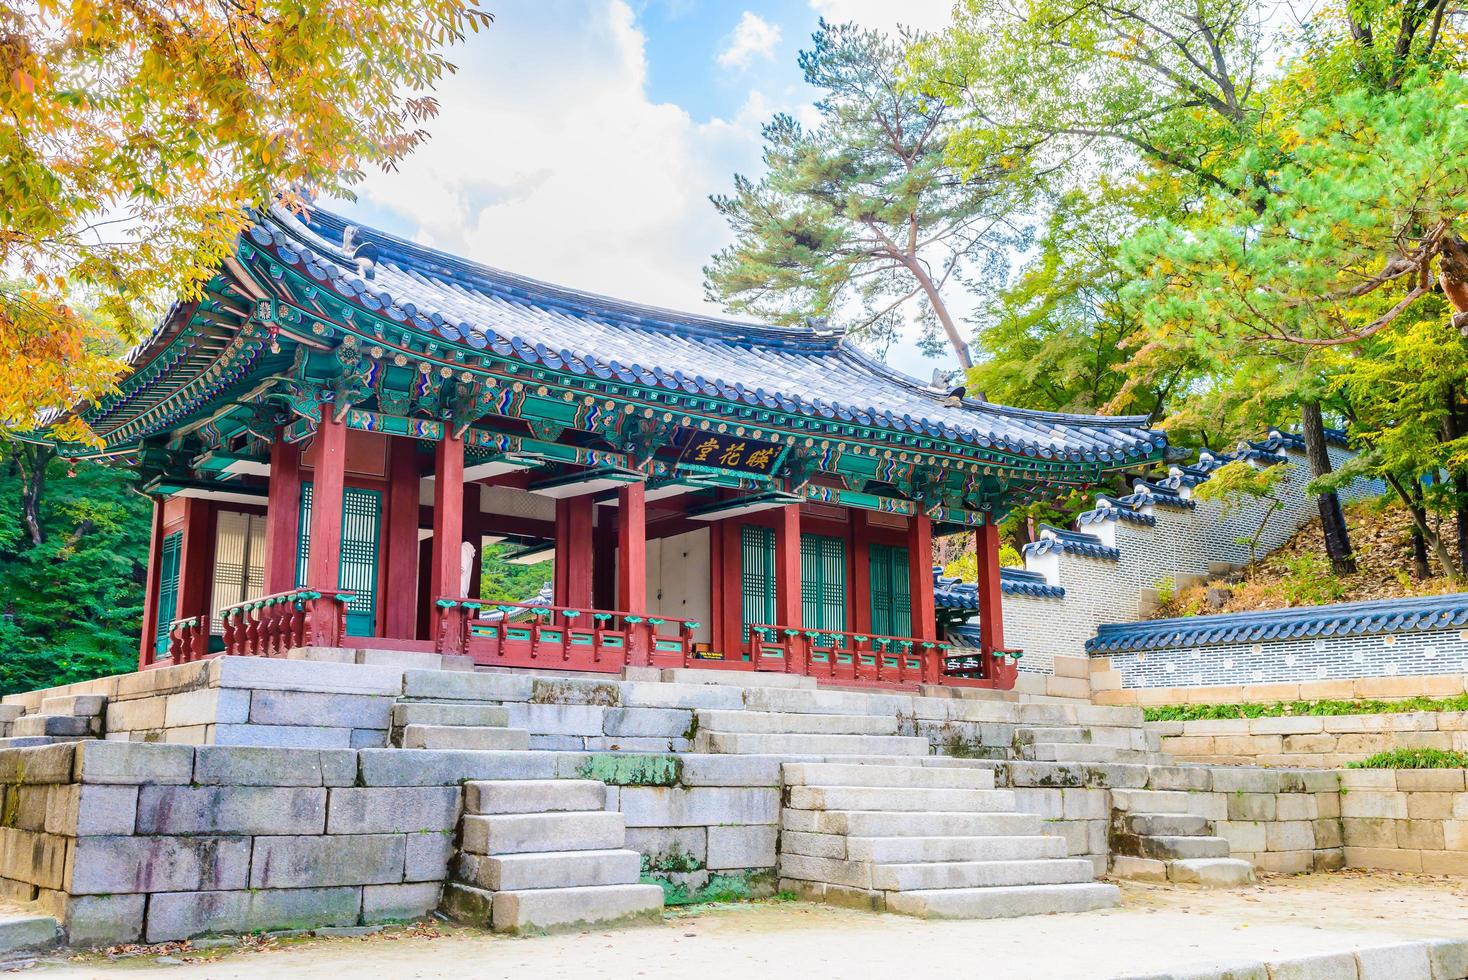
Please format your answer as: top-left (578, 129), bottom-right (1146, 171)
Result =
top-left (49, 207), bottom-right (1167, 691)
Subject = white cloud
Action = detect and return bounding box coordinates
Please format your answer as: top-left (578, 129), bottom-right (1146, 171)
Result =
top-left (809, 0), bottom-right (956, 34)
top-left (717, 12), bottom-right (782, 69)
top-left (341, 1), bottom-right (774, 316)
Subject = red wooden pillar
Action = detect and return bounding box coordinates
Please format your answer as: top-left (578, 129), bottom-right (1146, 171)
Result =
top-left (772, 504), bottom-right (804, 673)
top-left (617, 482), bottom-right (650, 664)
top-left (430, 433), bottom-right (465, 601)
top-left (772, 504), bottom-right (802, 627)
top-left (554, 495), bottom-right (594, 609)
top-left (975, 521), bottom-right (1005, 651)
top-left (850, 510), bottom-right (872, 635)
top-left (138, 497), bottom-right (165, 668)
top-left (305, 409), bottom-right (346, 644)
top-left (907, 511), bottom-right (937, 642)
top-left (616, 483), bottom-right (647, 612)
top-left (429, 433), bottom-right (465, 651)
top-left (262, 434), bottom-right (301, 594)
top-left (381, 437), bottom-right (421, 639)
top-left (717, 520), bottom-right (744, 659)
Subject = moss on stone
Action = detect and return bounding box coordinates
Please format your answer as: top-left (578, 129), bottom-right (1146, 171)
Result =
top-left (575, 753), bottom-right (682, 786)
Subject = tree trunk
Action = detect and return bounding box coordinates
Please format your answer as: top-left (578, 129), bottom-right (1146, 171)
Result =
top-left (1301, 402), bottom-right (1356, 575)
top-left (1387, 472), bottom-right (1460, 578)
top-left (16, 444), bottom-right (53, 548)
top-left (1409, 487), bottom-right (1433, 579)
top-left (903, 256), bottom-right (973, 369)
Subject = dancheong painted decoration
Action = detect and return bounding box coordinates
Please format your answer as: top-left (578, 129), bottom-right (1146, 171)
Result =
top-left (35, 204), bottom-right (1168, 690)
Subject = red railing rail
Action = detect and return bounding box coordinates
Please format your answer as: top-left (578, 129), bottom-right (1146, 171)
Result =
top-left (747, 624), bottom-right (1022, 689)
top-left (218, 589), bottom-right (353, 657)
top-left (166, 615), bottom-right (211, 664)
top-left (433, 598), bottom-right (701, 670)
top-left (747, 623), bottom-right (950, 685)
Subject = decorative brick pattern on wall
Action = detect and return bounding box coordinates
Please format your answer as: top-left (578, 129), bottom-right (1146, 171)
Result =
top-left (992, 437), bottom-right (1383, 674)
top-left (1109, 628), bottom-right (1468, 690)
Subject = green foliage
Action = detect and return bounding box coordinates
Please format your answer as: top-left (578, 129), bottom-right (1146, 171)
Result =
top-left (1275, 552), bottom-right (1349, 606)
top-left (0, 448), bottom-right (150, 695)
top-left (1144, 694), bottom-right (1468, 722)
top-left (1192, 460), bottom-right (1289, 566)
top-left (705, 20), bottom-right (1022, 363)
top-left (967, 188), bottom-right (1181, 419)
top-left (479, 543), bottom-right (552, 606)
top-left (1349, 748), bottom-right (1468, 769)
top-left (942, 543), bottom-right (1021, 582)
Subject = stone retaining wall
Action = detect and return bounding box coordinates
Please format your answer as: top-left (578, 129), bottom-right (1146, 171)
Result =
top-left (0, 740), bottom-right (455, 946)
top-left (1091, 667), bottom-right (1468, 708)
top-left (1152, 712), bottom-right (1468, 768)
top-left (1338, 769), bottom-right (1468, 875)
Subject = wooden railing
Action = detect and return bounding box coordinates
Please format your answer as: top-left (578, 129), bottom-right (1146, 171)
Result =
top-left (747, 624), bottom-right (949, 686)
top-left (218, 589), bottom-right (353, 657)
top-left (434, 598), bottom-right (701, 672)
top-left (166, 615), bottom-right (211, 664)
top-left (747, 624), bottom-right (1022, 689)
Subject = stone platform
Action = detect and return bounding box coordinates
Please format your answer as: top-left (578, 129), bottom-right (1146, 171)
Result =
top-left (0, 654), bottom-right (1353, 948)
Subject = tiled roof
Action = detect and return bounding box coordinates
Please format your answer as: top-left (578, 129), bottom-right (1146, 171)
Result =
top-left (1087, 593), bottom-right (1468, 653)
top-left (1022, 525), bottom-right (1120, 561)
top-left (933, 567), bottom-right (1065, 611)
top-left (237, 208), bottom-right (1167, 464)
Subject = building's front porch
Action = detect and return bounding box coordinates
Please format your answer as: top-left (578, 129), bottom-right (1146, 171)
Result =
top-left (148, 415), bottom-right (1018, 691)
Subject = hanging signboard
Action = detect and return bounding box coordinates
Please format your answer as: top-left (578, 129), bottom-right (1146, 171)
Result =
top-left (674, 428), bottom-right (786, 477)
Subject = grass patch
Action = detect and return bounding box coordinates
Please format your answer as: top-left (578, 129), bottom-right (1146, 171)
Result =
top-left (1144, 694), bottom-right (1468, 722)
top-left (1347, 748), bottom-right (1468, 769)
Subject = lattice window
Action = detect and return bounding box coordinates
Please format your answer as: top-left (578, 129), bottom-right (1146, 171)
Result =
top-left (869, 543), bottom-right (911, 637)
top-left (801, 533), bottom-right (846, 633)
top-left (210, 511), bottom-right (266, 634)
top-left (154, 531), bottom-right (183, 655)
top-left (296, 483), bottom-right (382, 637)
top-left (741, 524), bottom-right (775, 640)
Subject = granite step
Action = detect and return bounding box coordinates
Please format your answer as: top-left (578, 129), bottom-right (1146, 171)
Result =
top-left (884, 881), bottom-right (1120, 919)
top-left (870, 857), bottom-right (1097, 892)
top-left (465, 779), bottom-right (606, 815)
top-left (457, 848), bottom-right (642, 891)
top-left (1125, 813), bottom-right (1210, 837)
top-left (392, 702), bottom-right (510, 729)
top-left (401, 724), bottom-right (529, 751)
top-left (782, 762), bottom-right (994, 790)
top-left (694, 732), bottom-right (928, 756)
top-left (1023, 743), bottom-right (1155, 764)
top-left (786, 785), bottom-right (1016, 813)
top-left (488, 883), bottom-right (664, 934)
top-left (783, 809), bottom-right (1043, 838)
top-left (11, 715), bottom-right (99, 738)
top-left (1167, 857), bottom-right (1256, 887)
top-left (696, 710), bottom-right (898, 736)
top-left (460, 811), bottom-right (627, 856)
top-left (781, 832), bottom-right (1068, 863)
top-left (1128, 835), bottom-right (1232, 861)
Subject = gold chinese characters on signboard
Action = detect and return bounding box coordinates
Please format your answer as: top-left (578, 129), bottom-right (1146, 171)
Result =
top-left (676, 429), bottom-right (785, 476)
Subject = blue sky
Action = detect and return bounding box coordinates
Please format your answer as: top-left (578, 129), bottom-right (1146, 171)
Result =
top-left (333, 0), bottom-right (957, 380)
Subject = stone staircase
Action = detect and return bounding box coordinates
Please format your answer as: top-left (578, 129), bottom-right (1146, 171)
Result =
top-left (443, 778), bottom-right (664, 933)
top-left (0, 695), bottom-right (105, 748)
top-left (1110, 789), bottom-right (1255, 886)
top-left (692, 708), bottom-right (929, 756)
top-left (390, 699), bottom-right (529, 751)
top-left (1012, 723), bottom-right (1163, 765)
top-left (778, 761), bottom-right (1119, 918)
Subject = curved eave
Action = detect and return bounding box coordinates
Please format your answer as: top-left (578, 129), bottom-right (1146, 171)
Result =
top-left (249, 211), bottom-right (1167, 470)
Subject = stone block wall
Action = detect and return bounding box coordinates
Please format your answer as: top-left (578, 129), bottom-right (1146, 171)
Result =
top-left (1153, 712), bottom-right (1468, 767)
top-left (1338, 769), bottom-right (1468, 874)
top-left (0, 740), bottom-right (455, 946)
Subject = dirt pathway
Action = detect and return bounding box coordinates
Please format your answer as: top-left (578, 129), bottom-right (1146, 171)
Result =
top-left (35, 872), bottom-right (1468, 980)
